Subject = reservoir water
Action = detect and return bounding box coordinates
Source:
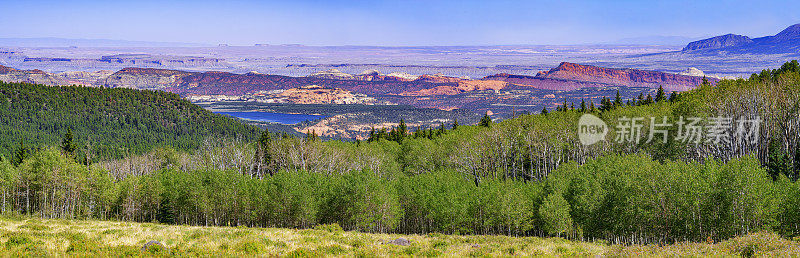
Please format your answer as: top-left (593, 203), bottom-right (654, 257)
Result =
top-left (216, 111), bottom-right (326, 124)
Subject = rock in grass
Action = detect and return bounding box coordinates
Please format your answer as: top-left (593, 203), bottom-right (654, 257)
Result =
top-left (386, 238), bottom-right (411, 246)
top-left (142, 240), bottom-right (165, 252)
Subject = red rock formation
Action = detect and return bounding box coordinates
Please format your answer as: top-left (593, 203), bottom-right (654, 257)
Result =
top-left (483, 73), bottom-right (611, 91)
top-left (102, 62), bottom-right (712, 99)
top-left (0, 65), bottom-right (63, 85)
top-left (115, 67), bottom-right (190, 77)
top-left (534, 62), bottom-right (715, 91)
top-left (0, 65), bottom-right (16, 74)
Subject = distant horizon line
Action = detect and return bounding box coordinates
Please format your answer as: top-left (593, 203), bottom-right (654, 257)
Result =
top-left (0, 36), bottom-right (701, 48)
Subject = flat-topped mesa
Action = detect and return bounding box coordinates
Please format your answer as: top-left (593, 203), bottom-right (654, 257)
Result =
top-left (308, 69), bottom-right (355, 80)
top-left (114, 67), bottom-right (190, 76)
top-left (683, 34), bottom-right (753, 51)
top-left (534, 62), bottom-right (715, 91)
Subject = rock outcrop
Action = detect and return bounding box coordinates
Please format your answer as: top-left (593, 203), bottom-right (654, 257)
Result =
top-left (0, 65), bottom-right (63, 85)
top-left (679, 67), bottom-right (705, 77)
top-left (100, 67), bottom-right (189, 90)
top-left (482, 73), bottom-right (612, 91)
top-left (275, 85), bottom-right (373, 104)
top-left (533, 62), bottom-right (715, 91)
top-left (308, 69), bottom-right (354, 80)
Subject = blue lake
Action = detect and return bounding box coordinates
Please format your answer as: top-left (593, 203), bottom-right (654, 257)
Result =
top-left (216, 111), bottom-right (327, 124)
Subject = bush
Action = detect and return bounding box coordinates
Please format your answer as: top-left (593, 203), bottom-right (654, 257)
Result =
top-left (313, 223), bottom-right (344, 233)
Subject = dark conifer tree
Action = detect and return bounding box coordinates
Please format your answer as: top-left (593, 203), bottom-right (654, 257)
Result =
top-left (669, 92), bottom-right (678, 102)
top-left (580, 99), bottom-right (586, 113)
top-left (12, 141), bottom-right (30, 167)
top-left (255, 129), bottom-right (272, 176)
top-left (368, 127), bottom-right (376, 142)
top-left (61, 128), bottom-right (77, 156)
top-left (655, 86), bottom-right (666, 103)
top-left (479, 113), bottom-right (492, 127)
top-left (768, 138), bottom-right (791, 180)
top-left (645, 94), bottom-right (654, 105)
top-left (397, 119), bottom-right (408, 142)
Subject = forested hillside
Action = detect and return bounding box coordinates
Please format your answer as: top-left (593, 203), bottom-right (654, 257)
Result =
top-left (0, 61), bottom-right (799, 245)
top-left (0, 81), bottom-right (260, 161)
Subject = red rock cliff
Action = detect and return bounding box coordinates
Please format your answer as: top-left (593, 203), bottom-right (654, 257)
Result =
top-left (535, 62), bottom-right (716, 91)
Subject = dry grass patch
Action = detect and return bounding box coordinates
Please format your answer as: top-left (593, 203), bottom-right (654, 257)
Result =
top-left (1, 217), bottom-right (799, 257)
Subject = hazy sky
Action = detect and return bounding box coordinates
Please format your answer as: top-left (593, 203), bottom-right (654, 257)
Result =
top-left (2, 0), bottom-right (799, 46)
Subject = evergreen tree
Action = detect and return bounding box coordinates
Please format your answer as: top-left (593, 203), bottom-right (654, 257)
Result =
top-left (255, 129), bottom-right (272, 176)
top-left (305, 130), bottom-right (318, 142)
top-left (378, 128), bottom-right (388, 140)
top-left (368, 127), bottom-right (376, 142)
top-left (61, 128), bottom-right (77, 156)
top-left (589, 101), bottom-right (596, 113)
top-left (541, 107), bottom-right (548, 115)
top-left (580, 99), bottom-right (586, 113)
top-left (768, 138), bottom-right (791, 180)
top-left (11, 141), bottom-right (28, 167)
top-left (655, 86), bottom-right (666, 103)
top-left (644, 94), bottom-right (654, 105)
top-left (637, 93), bottom-right (644, 106)
top-left (397, 119), bottom-right (408, 142)
top-left (614, 90), bottom-right (622, 108)
top-left (669, 91), bottom-right (678, 102)
top-left (389, 127), bottom-right (398, 142)
top-left (452, 119), bottom-right (459, 130)
top-left (479, 113), bottom-right (492, 127)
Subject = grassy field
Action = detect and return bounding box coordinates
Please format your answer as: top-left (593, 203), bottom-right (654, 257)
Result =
top-left (0, 216), bottom-right (798, 257)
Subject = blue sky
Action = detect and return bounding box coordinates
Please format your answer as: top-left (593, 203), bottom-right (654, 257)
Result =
top-left (1, 0), bottom-right (799, 46)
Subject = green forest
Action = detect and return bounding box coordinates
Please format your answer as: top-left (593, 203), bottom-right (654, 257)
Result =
top-left (0, 82), bottom-right (261, 161)
top-left (0, 61), bottom-right (799, 245)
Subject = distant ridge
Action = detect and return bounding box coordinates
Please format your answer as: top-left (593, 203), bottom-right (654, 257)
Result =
top-left (609, 35), bottom-right (703, 46)
top-left (682, 23), bottom-right (800, 54)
